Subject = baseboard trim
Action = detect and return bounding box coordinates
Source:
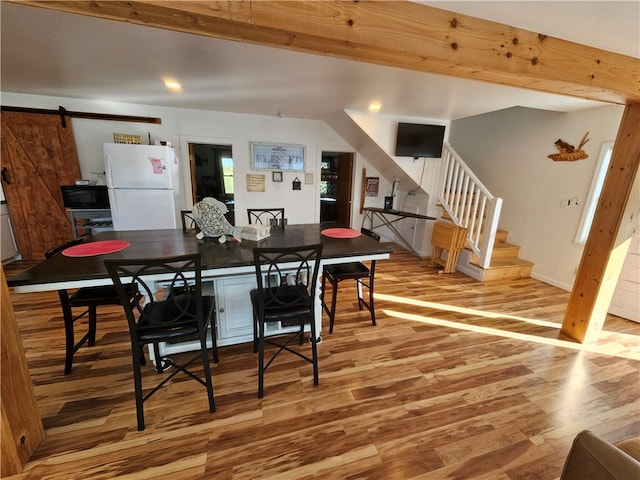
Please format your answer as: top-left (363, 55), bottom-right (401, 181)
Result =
top-left (530, 272), bottom-right (572, 292)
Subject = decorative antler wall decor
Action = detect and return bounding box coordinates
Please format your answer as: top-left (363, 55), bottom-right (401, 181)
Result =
top-left (548, 132), bottom-right (590, 161)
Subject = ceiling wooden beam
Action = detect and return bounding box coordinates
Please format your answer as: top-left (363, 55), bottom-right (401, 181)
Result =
top-left (15, 0), bottom-right (640, 106)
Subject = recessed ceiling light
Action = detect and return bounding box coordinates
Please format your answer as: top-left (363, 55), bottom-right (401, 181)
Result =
top-left (369, 102), bottom-right (382, 112)
top-left (163, 79), bottom-right (182, 91)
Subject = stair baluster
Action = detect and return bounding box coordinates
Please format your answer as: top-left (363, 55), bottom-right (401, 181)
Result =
top-left (438, 144), bottom-right (502, 269)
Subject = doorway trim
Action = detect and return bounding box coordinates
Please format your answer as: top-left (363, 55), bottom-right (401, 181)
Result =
top-left (179, 135), bottom-right (237, 210)
top-left (319, 147), bottom-right (356, 227)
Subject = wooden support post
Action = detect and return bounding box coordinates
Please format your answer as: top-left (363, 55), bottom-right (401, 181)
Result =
top-left (1, 268), bottom-right (44, 476)
top-left (562, 104), bottom-right (640, 343)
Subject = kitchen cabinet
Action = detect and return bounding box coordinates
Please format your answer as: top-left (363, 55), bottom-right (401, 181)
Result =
top-left (157, 271), bottom-right (310, 357)
top-left (214, 276), bottom-right (256, 345)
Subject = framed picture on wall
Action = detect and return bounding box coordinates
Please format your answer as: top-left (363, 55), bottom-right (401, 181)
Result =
top-left (251, 142), bottom-right (305, 171)
top-left (366, 177), bottom-right (379, 196)
top-left (272, 171), bottom-right (283, 182)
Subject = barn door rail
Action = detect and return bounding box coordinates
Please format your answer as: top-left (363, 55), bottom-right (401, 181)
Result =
top-left (1, 105), bottom-right (161, 125)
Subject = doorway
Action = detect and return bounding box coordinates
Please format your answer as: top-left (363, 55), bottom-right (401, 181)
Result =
top-left (320, 152), bottom-right (354, 227)
top-left (188, 143), bottom-right (235, 225)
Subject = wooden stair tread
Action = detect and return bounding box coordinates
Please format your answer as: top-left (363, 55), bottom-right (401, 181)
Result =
top-left (435, 211), bottom-right (532, 280)
top-left (469, 241), bottom-right (521, 263)
top-left (492, 241), bottom-right (518, 249)
top-left (471, 256), bottom-right (533, 269)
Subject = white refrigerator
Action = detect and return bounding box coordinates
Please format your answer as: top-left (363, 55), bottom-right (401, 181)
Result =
top-left (104, 143), bottom-right (183, 231)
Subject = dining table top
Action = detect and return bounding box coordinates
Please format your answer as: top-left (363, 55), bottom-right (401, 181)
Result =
top-left (7, 224), bottom-right (393, 292)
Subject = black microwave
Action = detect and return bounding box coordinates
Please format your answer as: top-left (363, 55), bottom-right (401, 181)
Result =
top-left (60, 185), bottom-right (110, 209)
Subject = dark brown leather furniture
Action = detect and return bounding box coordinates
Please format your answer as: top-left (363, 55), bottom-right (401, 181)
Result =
top-left (560, 430), bottom-right (640, 480)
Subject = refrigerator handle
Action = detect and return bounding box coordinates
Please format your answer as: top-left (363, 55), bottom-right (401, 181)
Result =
top-left (105, 156), bottom-right (114, 187)
top-left (110, 192), bottom-right (120, 222)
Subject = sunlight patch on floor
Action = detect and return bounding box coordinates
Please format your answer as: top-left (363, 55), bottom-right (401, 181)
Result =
top-left (376, 293), bottom-right (640, 361)
top-left (375, 293), bottom-right (562, 328)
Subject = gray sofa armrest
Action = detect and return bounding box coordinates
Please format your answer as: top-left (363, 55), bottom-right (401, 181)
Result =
top-left (561, 430), bottom-right (640, 480)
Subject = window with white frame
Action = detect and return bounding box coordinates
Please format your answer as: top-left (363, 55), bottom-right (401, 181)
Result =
top-left (574, 142), bottom-right (614, 245)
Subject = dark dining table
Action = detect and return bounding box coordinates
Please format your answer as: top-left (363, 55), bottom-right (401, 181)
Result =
top-left (7, 224), bottom-right (393, 347)
top-left (7, 224), bottom-right (393, 293)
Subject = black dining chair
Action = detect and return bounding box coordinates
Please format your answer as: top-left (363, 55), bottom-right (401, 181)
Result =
top-left (104, 253), bottom-right (217, 431)
top-left (247, 208), bottom-right (285, 226)
top-left (250, 243), bottom-right (323, 398)
top-left (181, 210), bottom-right (198, 233)
top-left (321, 228), bottom-right (380, 333)
top-left (45, 239), bottom-right (139, 374)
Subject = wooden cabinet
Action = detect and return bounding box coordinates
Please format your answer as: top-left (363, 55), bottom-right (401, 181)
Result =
top-left (214, 276), bottom-right (256, 345)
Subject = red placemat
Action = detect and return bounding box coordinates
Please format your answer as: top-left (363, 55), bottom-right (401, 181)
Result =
top-left (62, 240), bottom-right (130, 257)
top-left (321, 228), bottom-right (361, 239)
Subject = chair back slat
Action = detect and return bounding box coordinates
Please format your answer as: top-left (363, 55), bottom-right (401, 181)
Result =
top-left (181, 210), bottom-right (199, 233)
top-left (105, 254), bottom-right (205, 333)
top-left (361, 228), bottom-right (381, 242)
top-left (45, 238), bottom-right (83, 259)
top-left (247, 208), bottom-right (285, 225)
top-left (253, 245), bottom-right (322, 311)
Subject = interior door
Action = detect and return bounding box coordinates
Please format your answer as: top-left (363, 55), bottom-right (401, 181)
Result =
top-left (188, 142), bottom-right (235, 225)
top-left (335, 152), bottom-right (354, 227)
top-left (1, 111), bottom-right (81, 260)
top-left (608, 230), bottom-right (640, 322)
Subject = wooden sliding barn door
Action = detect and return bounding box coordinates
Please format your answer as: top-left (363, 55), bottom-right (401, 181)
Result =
top-left (1, 112), bottom-right (81, 260)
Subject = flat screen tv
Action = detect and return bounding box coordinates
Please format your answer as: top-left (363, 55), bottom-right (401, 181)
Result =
top-left (394, 122), bottom-right (445, 158)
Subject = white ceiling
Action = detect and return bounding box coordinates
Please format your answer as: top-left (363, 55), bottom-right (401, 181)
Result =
top-left (1, 1), bottom-right (638, 121)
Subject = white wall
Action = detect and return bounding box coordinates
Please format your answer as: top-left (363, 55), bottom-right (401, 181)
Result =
top-left (449, 105), bottom-right (625, 290)
top-left (2, 92), bottom-right (358, 226)
top-left (10, 92), bottom-right (623, 288)
top-left (346, 111), bottom-right (450, 255)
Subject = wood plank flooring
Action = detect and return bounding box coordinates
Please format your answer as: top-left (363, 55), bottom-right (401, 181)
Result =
top-left (4, 246), bottom-right (639, 479)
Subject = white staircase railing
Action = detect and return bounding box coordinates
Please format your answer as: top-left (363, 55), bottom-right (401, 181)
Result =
top-left (438, 144), bottom-right (502, 269)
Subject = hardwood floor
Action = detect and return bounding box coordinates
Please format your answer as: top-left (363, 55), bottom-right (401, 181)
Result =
top-left (4, 246), bottom-right (639, 479)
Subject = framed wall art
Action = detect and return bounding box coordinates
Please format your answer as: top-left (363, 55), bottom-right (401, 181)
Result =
top-left (246, 174), bottom-right (265, 192)
top-left (272, 171), bottom-right (283, 182)
top-left (251, 142), bottom-right (305, 171)
top-left (366, 177), bottom-right (379, 196)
